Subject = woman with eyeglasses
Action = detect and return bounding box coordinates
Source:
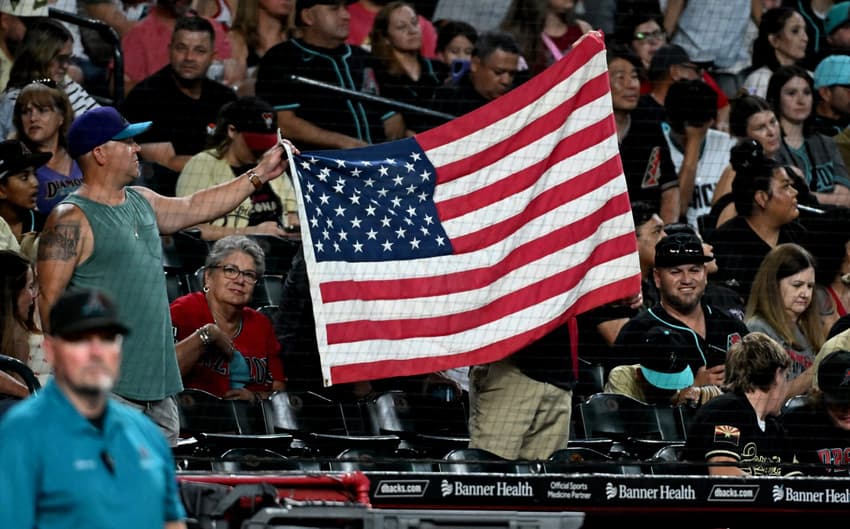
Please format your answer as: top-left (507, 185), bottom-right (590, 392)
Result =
top-left (171, 235), bottom-right (285, 401)
top-left (742, 7), bottom-right (810, 98)
top-left (12, 82), bottom-right (81, 216)
top-left (745, 243), bottom-right (823, 399)
top-left (500, 0), bottom-right (591, 75)
top-left (0, 18), bottom-right (98, 141)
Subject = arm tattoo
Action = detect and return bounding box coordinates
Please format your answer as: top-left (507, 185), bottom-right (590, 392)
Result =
top-left (38, 223), bottom-right (81, 261)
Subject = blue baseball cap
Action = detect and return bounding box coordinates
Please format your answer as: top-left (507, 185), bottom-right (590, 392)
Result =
top-left (814, 54), bottom-right (850, 89)
top-left (825, 2), bottom-right (850, 35)
top-left (67, 107), bottom-right (152, 159)
top-left (639, 327), bottom-right (695, 391)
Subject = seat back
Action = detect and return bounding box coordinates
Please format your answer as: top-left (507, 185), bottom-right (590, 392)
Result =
top-left (576, 393), bottom-right (663, 441)
top-left (178, 389), bottom-right (268, 436)
top-left (172, 230), bottom-right (210, 274)
top-left (269, 391), bottom-right (348, 435)
top-left (439, 448), bottom-right (517, 474)
top-left (366, 390), bottom-right (468, 438)
top-left (329, 448), bottom-right (431, 472)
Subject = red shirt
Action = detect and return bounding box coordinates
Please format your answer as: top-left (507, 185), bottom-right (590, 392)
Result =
top-left (346, 2), bottom-right (437, 58)
top-left (170, 292), bottom-right (283, 397)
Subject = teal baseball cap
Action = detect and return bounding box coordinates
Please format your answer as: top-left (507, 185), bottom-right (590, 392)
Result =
top-left (639, 327), bottom-right (695, 391)
top-left (814, 54), bottom-right (850, 89)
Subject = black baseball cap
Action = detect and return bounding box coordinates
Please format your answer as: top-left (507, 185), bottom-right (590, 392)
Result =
top-left (0, 140), bottom-right (51, 181)
top-left (654, 232), bottom-right (714, 268)
top-left (639, 327), bottom-right (695, 390)
top-left (297, 0), bottom-right (356, 11)
top-left (219, 97), bottom-right (279, 152)
top-left (649, 45), bottom-right (696, 79)
top-left (48, 289), bottom-right (129, 338)
top-left (818, 350), bottom-right (850, 406)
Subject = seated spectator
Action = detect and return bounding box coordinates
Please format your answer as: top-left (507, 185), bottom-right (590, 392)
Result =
top-left (606, 44), bottom-right (679, 223)
top-left (0, 140), bottom-right (50, 251)
top-left (121, 15), bottom-right (237, 196)
top-left (820, 2), bottom-right (850, 59)
top-left (709, 139), bottom-right (807, 301)
top-left (172, 235), bottom-right (285, 401)
top-left (12, 81), bottom-right (82, 216)
top-left (0, 0), bottom-right (41, 93)
top-left (431, 31), bottom-right (522, 120)
top-left (768, 64), bottom-right (850, 208)
top-left (0, 18), bottom-right (99, 141)
top-left (615, 232), bottom-right (749, 389)
top-left (256, 0), bottom-right (405, 150)
top-left (630, 200), bottom-right (666, 307)
top-left (347, 0), bottom-right (438, 57)
top-left (783, 349), bottom-right (850, 475)
top-left (121, 0), bottom-right (235, 93)
top-left (635, 44), bottom-right (706, 127)
top-left (742, 7), bottom-right (809, 98)
top-left (791, 0), bottom-right (832, 71)
top-left (710, 94), bottom-right (781, 228)
top-left (175, 96), bottom-right (297, 240)
top-left (434, 19), bottom-right (477, 80)
top-left (684, 331), bottom-right (801, 476)
top-left (227, 0), bottom-right (295, 96)
top-left (804, 207), bottom-right (850, 334)
top-left (0, 249), bottom-right (38, 397)
top-left (746, 243), bottom-right (823, 398)
top-left (605, 326), bottom-right (721, 406)
top-left (499, 0), bottom-right (591, 75)
top-left (811, 54), bottom-right (850, 137)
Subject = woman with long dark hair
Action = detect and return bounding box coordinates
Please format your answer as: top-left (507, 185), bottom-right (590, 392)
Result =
top-left (743, 7), bottom-right (809, 97)
top-left (0, 249), bottom-right (38, 396)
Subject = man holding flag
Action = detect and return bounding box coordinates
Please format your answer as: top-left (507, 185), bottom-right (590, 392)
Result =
top-left (284, 32), bottom-right (641, 460)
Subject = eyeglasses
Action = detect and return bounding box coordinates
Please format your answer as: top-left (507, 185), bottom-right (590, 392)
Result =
top-left (30, 78), bottom-right (57, 89)
top-left (634, 30), bottom-right (666, 41)
top-left (208, 264), bottom-right (259, 284)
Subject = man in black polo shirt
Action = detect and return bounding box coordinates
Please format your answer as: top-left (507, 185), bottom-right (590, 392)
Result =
top-left (121, 15), bottom-right (237, 196)
top-left (256, 0), bottom-right (404, 151)
top-left (614, 232), bottom-right (748, 386)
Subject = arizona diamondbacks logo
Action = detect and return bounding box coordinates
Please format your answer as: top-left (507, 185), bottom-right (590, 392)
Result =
top-left (641, 147), bottom-right (661, 188)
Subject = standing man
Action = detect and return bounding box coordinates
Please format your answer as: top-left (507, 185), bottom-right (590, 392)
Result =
top-left (0, 288), bottom-right (186, 528)
top-left (615, 232), bottom-right (749, 388)
top-left (256, 0), bottom-right (404, 151)
top-left (122, 15), bottom-right (237, 195)
top-left (36, 106), bottom-right (288, 445)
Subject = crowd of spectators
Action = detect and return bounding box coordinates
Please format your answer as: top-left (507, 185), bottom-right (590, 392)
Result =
top-left (1, 0), bottom-right (850, 478)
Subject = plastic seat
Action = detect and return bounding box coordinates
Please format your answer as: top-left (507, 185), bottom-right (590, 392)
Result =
top-left (438, 448), bottom-right (519, 473)
top-left (177, 388), bottom-right (268, 436)
top-left (365, 390), bottom-right (470, 457)
top-left (545, 447), bottom-right (640, 474)
top-left (329, 447), bottom-right (432, 472)
top-left (211, 447), bottom-right (302, 472)
top-left (574, 359), bottom-right (605, 402)
top-left (782, 394), bottom-right (809, 415)
top-left (172, 229), bottom-right (210, 275)
top-left (646, 443), bottom-right (693, 475)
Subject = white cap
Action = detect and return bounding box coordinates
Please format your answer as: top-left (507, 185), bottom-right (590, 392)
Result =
top-left (0, 0), bottom-right (50, 17)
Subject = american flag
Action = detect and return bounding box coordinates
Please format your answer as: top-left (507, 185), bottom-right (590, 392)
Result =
top-left (289, 32), bottom-right (641, 386)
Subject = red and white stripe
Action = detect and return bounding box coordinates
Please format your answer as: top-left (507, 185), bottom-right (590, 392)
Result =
top-left (297, 33), bottom-right (641, 385)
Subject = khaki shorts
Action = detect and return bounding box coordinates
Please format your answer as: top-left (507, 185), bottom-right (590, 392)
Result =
top-left (468, 359), bottom-right (572, 461)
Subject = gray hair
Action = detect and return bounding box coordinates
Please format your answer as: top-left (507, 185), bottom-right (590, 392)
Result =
top-left (204, 235), bottom-right (266, 276)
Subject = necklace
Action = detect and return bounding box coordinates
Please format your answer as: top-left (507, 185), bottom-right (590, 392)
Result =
top-left (206, 293), bottom-right (243, 338)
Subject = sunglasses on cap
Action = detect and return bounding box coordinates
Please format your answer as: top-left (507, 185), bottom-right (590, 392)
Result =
top-left (634, 30), bottom-right (666, 41)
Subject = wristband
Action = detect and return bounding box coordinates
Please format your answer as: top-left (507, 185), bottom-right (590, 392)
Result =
top-left (247, 170), bottom-right (263, 190)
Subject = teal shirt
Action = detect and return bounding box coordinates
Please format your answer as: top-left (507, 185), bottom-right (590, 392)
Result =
top-left (63, 188), bottom-right (183, 400)
top-left (0, 381), bottom-right (186, 528)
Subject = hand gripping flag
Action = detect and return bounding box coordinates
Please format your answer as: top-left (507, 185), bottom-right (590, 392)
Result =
top-left (288, 32), bottom-right (640, 386)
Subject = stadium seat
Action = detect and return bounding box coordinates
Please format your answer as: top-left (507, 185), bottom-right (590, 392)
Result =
top-left (365, 390), bottom-right (470, 457)
top-left (545, 447), bottom-right (640, 474)
top-left (646, 443), bottom-right (692, 475)
top-left (0, 355), bottom-right (41, 419)
top-left (177, 388), bottom-right (268, 437)
top-left (172, 229), bottom-right (210, 275)
top-left (782, 394), bottom-right (809, 415)
top-left (329, 447), bottom-right (433, 472)
top-left (574, 359), bottom-right (606, 402)
top-left (268, 391), bottom-right (401, 456)
top-left (210, 447), bottom-right (304, 472)
top-left (439, 448), bottom-right (520, 474)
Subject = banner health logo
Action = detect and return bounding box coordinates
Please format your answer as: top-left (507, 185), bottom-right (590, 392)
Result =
top-left (374, 480), bottom-right (429, 498)
top-left (707, 484), bottom-right (760, 502)
top-left (441, 479), bottom-right (453, 497)
top-left (605, 482), bottom-right (617, 500)
top-left (772, 485), bottom-right (785, 502)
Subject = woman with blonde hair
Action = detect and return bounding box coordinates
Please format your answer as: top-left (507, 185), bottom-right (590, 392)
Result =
top-left (227, 0), bottom-right (295, 95)
top-left (746, 242), bottom-right (823, 398)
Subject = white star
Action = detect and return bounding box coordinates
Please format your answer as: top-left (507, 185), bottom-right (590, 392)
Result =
top-left (334, 205), bottom-right (346, 216)
top-left (315, 208), bottom-right (323, 217)
top-left (419, 226), bottom-right (430, 235)
top-left (304, 194), bottom-right (312, 204)
top-left (309, 156), bottom-right (318, 164)
top-left (404, 162), bottom-right (415, 173)
top-left (395, 227), bottom-right (407, 239)
top-left (366, 228), bottom-right (378, 240)
top-left (300, 160), bottom-right (311, 170)
top-left (326, 218), bottom-right (334, 228)
top-left (424, 215), bottom-right (434, 225)
top-left (333, 242), bottom-right (341, 252)
top-left (406, 184), bottom-right (416, 194)
top-left (382, 240), bottom-right (394, 252)
top-left (380, 216), bottom-right (392, 227)
top-left (390, 197), bottom-right (402, 208)
top-left (379, 166), bottom-right (389, 176)
top-left (410, 152), bottom-right (421, 161)
top-left (377, 187), bottom-right (389, 197)
top-left (410, 237), bottom-right (421, 249)
top-left (319, 193), bottom-right (330, 205)
top-left (364, 177), bottom-right (375, 187)
top-left (336, 177), bottom-right (346, 186)
top-left (362, 160), bottom-right (372, 167)
top-left (353, 241), bottom-right (364, 253)
top-left (420, 170), bottom-right (431, 181)
top-left (385, 157), bottom-right (396, 165)
top-left (306, 182), bottom-right (315, 193)
top-left (350, 167), bottom-right (362, 177)
top-left (350, 217), bottom-right (362, 228)
top-left (318, 167), bottom-right (330, 181)
top-left (310, 216), bottom-right (319, 228)
top-left (315, 241), bottom-right (324, 252)
top-left (406, 206), bottom-right (417, 217)
top-left (417, 192), bottom-right (428, 202)
top-left (403, 217), bottom-right (414, 226)
top-left (435, 235), bottom-right (445, 246)
top-left (333, 182), bottom-right (345, 193)
top-left (392, 174), bottom-right (404, 186)
top-left (365, 204), bottom-right (376, 216)
top-left (349, 193), bottom-right (361, 205)
top-left (338, 230), bottom-right (348, 241)
top-left (335, 159), bottom-right (346, 168)
top-left (322, 229), bottom-right (330, 240)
